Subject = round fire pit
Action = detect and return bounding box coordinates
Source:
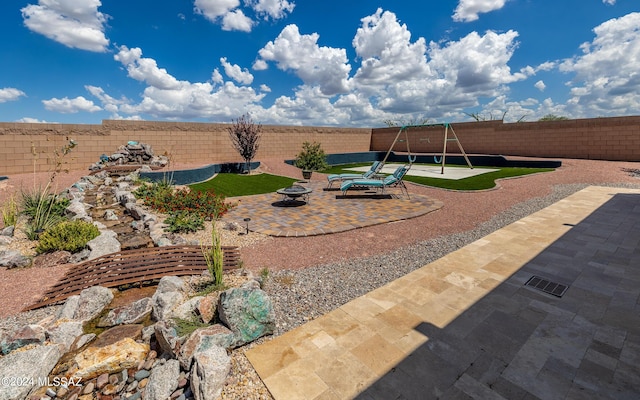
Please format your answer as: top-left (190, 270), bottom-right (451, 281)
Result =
top-left (276, 185), bottom-right (312, 205)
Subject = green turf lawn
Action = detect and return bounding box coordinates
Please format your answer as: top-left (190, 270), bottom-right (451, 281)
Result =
top-left (322, 163), bottom-right (554, 191)
top-left (189, 173), bottom-right (298, 197)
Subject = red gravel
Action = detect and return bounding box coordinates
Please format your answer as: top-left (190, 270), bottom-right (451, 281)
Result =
top-left (1, 157), bottom-right (638, 318)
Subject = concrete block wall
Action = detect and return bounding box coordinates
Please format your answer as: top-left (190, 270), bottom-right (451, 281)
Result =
top-left (0, 120), bottom-right (371, 175)
top-left (370, 116), bottom-right (640, 162)
top-left (1, 116), bottom-right (638, 176)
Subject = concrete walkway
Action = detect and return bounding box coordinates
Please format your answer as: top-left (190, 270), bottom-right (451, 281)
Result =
top-left (245, 186), bottom-right (640, 399)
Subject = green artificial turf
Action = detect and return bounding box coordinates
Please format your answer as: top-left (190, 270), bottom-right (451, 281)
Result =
top-left (322, 163), bottom-right (554, 191)
top-left (189, 172), bottom-right (298, 197)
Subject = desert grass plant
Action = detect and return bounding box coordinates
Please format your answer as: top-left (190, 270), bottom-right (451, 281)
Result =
top-left (22, 138), bottom-right (77, 240)
top-left (1, 195), bottom-right (18, 227)
top-left (172, 313), bottom-right (209, 337)
top-left (164, 210), bottom-right (204, 233)
top-left (36, 220), bottom-right (100, 254)
top-left (201, 222), bottom-right (224, 289)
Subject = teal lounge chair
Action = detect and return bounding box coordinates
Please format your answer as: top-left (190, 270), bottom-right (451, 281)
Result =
top-left (340, 164), bottom-right (411, 198)
top-left (326, 161), bottom-right (383, 188)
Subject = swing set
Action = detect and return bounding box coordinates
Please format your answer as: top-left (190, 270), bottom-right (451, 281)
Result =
top-left (381, 123), bottom-right (473, 174)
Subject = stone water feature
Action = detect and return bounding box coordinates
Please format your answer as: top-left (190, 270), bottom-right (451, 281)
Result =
top-left (0, 156), bottom-right (276, 400)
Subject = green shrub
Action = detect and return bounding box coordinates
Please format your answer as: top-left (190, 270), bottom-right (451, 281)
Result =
top-left (135, 181), bottom-right (231, 222)
top-left (294, 141), bottom-right (329, 171)
top-left (172, 313), bottom-right (209, 337)
top-left (164, 210), bottom-right (204, 233)
top-left (36, 220), bottom-right (100, 254)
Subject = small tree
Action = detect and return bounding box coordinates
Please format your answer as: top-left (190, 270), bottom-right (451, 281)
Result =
top-left (227, 113), bottom-right (262, 173)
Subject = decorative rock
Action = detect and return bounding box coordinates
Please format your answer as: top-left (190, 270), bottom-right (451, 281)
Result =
top-left (169, 296), bottom-right (203, 320)
top-left (190, 345), bottom-right (231, 400)
top-left (31, 250), bottom-right (71, 268)
top-left (125, 203), bottom-right (147, 221)
top-left (0, 345), bottom-right (63, 400)
top-left (72, 286), bottom-right (114, 322)
top-left (134, 369), bottom-right (151, 381)
top-left (115, 190), bottom-right (136, 206)
top-left (143, 359), bottom-right (180, 400)
top-left (98, 298), bottom-right (152, 328)
top-left (47, 320), bottom-right (84, 351)
top-left (65, 200), bottom-right (90, 220)
top-left (82, 381), bottom-right (95, 394)
top-left (197, 293), bottom-right (220, 324)
top-left (67, 337), bottom-right (149, 380)
top-left (153, 321), bottom-right (183, 357)
top-left (151, 276), bottom-right (186, 321)
top-left (0, 249), bottom-right (31, 268)
top-left (0, 324), bottom-right (46, 355)
top-left (0, 225), bottom-right (14, 236)
top-left (92, 325), bottom-right (144, 347)
top-left (217, 282), bottom-right (275, 346)
top-left (71, 333), bottom-right (96, 351)
top-left (103, 209), bottom-right (119, 221)
top-left (87, 230), bottom-right (121, 260)
top-left (69, 248), bottom-right (90, 263)
top-left (0, 236), bottom-right (12, 245)
top-left (96, 373), bottom-right (109, 389)
top-left (177, 324), bottom-right (236, 370)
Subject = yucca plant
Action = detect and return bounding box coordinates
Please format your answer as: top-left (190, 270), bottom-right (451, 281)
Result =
top-left (1, 195), bottom-right (18, 227)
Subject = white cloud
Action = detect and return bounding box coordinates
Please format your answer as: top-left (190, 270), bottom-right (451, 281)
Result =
top-left (560, 12), bottom-right (640, 117)
top-left (220, 57), bottom-right (254, 84)
top-left (257, 24), bottom-right (351, 95)
top-left (221, 9), bottom-right (253, 32)
top-left (259, 84), bottom-right (271, 92)
top-left (21, 0), bottom-right (109, 52)
top-left (535, 80), bottom-right (546, 91)
top-left (0, 88), bottom-right (26, 103)
top-left (603, 0), bottom-right (616, 5)
top-left (452, 0), bottom-right (507, 23)
top-left (194, 0), bottom-right (293, 32)
top-left (43, 96), bottom-right (101, 113)
top-left (114, 46), bottom-right (181, 90)
top-left (250, 0), bottom-right (295, 20)
top-left (16, 117), bottom-right (50, 123)
top-left (108, 45), bottom-right (265, 120)
top-left (194, 0), bottom-right (239, 20)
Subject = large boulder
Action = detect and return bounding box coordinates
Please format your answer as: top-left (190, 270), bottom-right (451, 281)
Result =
top-left (218, 282), bottom-right (276, 347)
top-left (143, 359), bottom-right (180, 400)
top-left (0, 344), bottom-right (63, 400)
top-left (190, 345), bottom-right (231, 400)
top-left (151, 276), bottom-right (186, 321)
top-left (0, 249), bottom-right (31, 268)
top-left (58, 286), bottom-right (114, 322)
top-left (97, 297), bottom-right (152, 328)
top-left (68, 337), bottom-right (149, 380)
top-left (177, 324), bottom-right (236, 370)
top-left (153, 320), bottom-right (184, 358)
top-left (87, 230), bottom-right (120, 260)
top-left (169, 296), bottom-right (203, 321)
top-left (0, 324), bottom-right (46, 355)
top-left (46, 320), bottom-right (84, 351)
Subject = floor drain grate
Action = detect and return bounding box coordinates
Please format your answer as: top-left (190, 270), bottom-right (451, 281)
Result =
top-left (524, 275), bottom-right (568, 297)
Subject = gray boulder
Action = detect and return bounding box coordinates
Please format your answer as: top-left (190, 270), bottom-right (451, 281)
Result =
top-left (46, 320), bottom-right (84, 351)
top-left (177, 324), bottom-right (236, 370)
top-left (218, 282), bottom-right (276, 346)
top-left (143, 359), bottom-right (180, 400)
top-left (190, 345), bottom-right (231, 400)
top-left (0, 225), bottom-right (14, 236)
top-left (73, 286), bottom-right (114, 322)
top-left (0, 249), bottom-right (31, 268)
top-left (0, 324), bottom-right (46, 355)
top-left (87, 230), bottom-right (120, 259)
top-left (154, 320), bottom-right (184, 358)
top-left (0, 344), bottom-right (63, 400)
top-left (169, 296), bottom-right (203, 321)
top-left (151, 276), bottom-right (186, 321)
top-left (98, 297), bottom-right (152, 327)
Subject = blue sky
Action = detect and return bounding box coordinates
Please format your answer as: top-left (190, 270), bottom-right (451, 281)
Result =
top-left (0, 0), bottom-right (638, 127)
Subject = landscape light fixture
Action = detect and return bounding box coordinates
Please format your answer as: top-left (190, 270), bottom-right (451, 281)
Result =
top-left (244, 217), bottom-right (251, 235)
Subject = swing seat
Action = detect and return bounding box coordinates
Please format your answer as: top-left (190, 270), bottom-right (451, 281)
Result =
top-left (340, 165), bottom-right (411, 198)
top-left (327, 161), bottom-right (383, 188)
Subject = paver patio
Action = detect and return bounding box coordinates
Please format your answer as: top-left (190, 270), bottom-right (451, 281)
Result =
top-left (222, 181), bottom-right (443, 237)
top-left (246, 186), bottom-right (640, 399)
